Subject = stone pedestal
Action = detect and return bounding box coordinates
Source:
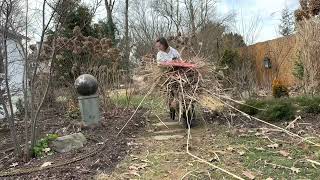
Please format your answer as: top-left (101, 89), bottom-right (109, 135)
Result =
top-left (78, 94), bottom-right (100, 125)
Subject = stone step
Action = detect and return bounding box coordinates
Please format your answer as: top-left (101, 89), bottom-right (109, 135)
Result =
top-left (152, 135), bottom-right (185, 141)
top-left (152, 121), bottom-right (184, 131)
top-left (153, 129), bottom-right (186, 135)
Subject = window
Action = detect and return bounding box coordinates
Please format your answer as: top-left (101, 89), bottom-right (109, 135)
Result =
top-left (264, 57), bottom-right (272, 69)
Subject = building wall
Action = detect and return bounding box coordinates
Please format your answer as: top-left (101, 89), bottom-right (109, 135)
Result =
top-left (241, 35), bottom-right (298, 88)
top-left (0, 38), bottom-right (24, 119)
top-left (7, 39), bottom-right (24, 86)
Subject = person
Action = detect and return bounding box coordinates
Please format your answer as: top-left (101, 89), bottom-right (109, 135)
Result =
top-left (155, 37), bottom-right (181, 63)
top-left (155, 37), bottom-right (196, 127)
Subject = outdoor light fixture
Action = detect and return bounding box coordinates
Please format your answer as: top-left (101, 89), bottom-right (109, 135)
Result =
top-left (264, 57), bottom-right (272, 69)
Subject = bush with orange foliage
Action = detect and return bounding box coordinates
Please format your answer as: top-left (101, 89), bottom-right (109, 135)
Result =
top-left (272, 79), bottom-right (289, 98)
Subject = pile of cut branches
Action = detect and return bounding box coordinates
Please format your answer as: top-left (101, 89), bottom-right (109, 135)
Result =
top-left (162, 64), bottom-right (202, 123)
top-left (140, 56), bottom-right (221, 123)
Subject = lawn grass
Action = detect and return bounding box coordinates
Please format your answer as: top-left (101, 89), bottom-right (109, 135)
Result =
top-left (104, 92), bottom-right (320, 179)
top-left (103, 119), bottom-right (320, 180)
top-left (110, 92), bottom-right (167, 114)
top-left (233, 133), bottom-right (320, 179)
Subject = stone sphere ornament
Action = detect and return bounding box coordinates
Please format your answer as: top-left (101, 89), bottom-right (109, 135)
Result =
top-left (75, 74), bottom-right (98, 96)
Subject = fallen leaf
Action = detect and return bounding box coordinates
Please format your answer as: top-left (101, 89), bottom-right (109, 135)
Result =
top-left (129, 165), bottom-right (138, 171)
top-left (243, 171), bottom-right (255, 180)
top-left (266, 178), bottom-right (274, 180)
top-left (129, 163), bottom-right (149, 171)
top-left (128, 170), bottom-right (140, 177)
top-left (137, 163), bottom-right (148, 170)
top-left (290, 167), bottom-right (301, 174)
top-left (248, 130), bottom-right (255, 133)
top-left (255, 147), bottom-right (265, 151)
top-left (239, 134), bottom-right (250, 137)
top-left (227, 146), bottom-right (234, 151)
top-left (40, 162), bottom-right (53, 168)
top-left (287, 123), bottom-right (295, 129)
top-left (297, 130), bottom-right (305, 135)
top-left (238, 129), bottom-right (247, 133)
top-left (237, 150), bottom-right (246, 156)
top-left (43, 147), bottom-right (51, 153)
top-left (131, 157), bottom-right (139, 161)
top-left (187, 163), bottom-right (193, 166)
top-left (279, 150), bottom-right (290, 157)
top-left (267, 144), bottom-right (279, 149)
top-left (209, 156), bottom-right (220, 162)
top-left (140, 159), bottom-right (151, 163)
top-left (9, 162), bottom-right (18, 168)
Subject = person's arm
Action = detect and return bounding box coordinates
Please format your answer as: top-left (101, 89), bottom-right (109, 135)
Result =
top-left (156, 52), bottom-right (163, 64)
top-left (172, 48), bottom-right (181, 61)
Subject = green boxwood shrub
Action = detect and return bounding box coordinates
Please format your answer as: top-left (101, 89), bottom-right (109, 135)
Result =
top-left (239, 99), bottom-right (267, 116)
top-left (239, 99), bottom-right (295, 122)
top-left (261, 101), bottom-right (295, 121)
top-left (294, 96), bottom-right (320, 114)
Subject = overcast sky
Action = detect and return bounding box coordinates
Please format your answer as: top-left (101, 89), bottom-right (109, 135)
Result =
top-left (94, 0), bottom-right (300, 44)
top-left (218, 0), bottom-right (299, 43)
top-left (27, 0), bottom-right (299, 44)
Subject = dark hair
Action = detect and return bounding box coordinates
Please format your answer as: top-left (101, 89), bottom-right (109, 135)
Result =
top-left (156, 37), bottom-right (169, 49)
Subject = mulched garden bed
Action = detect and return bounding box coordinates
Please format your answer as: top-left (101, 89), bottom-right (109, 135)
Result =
top-left (0, 107), bottom-right (147, 179)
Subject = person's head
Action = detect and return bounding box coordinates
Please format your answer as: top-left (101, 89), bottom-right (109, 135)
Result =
top-left (155, 37), bottom-right (169, 51)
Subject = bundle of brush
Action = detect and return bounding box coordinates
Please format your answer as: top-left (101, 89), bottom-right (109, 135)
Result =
top-left (141, 56), bottom-right (220, 128)
top-left (165, 64), bottom-right (201, 128)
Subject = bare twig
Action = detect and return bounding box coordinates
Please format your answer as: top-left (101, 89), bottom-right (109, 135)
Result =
top-left (286, 116), bottom-right (302, 129)
top-left (117, 76), bottom-right (161, 136)
top-left (153, 113), bottom-right (169, 129)
top-left (306, 159), bottom-right (320, 166)
top-left (204, 90), bottom-right (320, 147)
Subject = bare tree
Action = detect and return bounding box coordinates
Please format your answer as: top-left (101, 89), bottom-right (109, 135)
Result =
top-left (152, 0), bottom-right (182, 34)
top-left (183, 0), bottom-right (216, 35)
top-left (0, 0), bottom-right (23, 157)
top-left (104, 0), bottom-right (116, 41)
top-left (23, 0), bottom-right (29, 160)
top-left (124, 0), bottom-right (129, 68)
top-left (232, 11), bottom-right (262, 45)
top-left (19, 0), bottom-right (77, 158)
top-left (184, 0), bottom-right (196, 35)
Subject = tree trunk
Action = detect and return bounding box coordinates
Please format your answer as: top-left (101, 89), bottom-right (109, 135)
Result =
top-left (29, 0), bottom-right (61, 155)
top-left (0, 46), bottom-right (4, 83)
top-left (105, 0), bottom-right (116, 42)
top-left (23, 0), bottom-right (30, 161)
top-left (188, 0), bottom-right (196, 36)
top-left (124, 0), bottom-right (129, 69)
top-left (176, 0), bottom-right (180, 34)
top-left (2, 11), bottom-right (21, 156)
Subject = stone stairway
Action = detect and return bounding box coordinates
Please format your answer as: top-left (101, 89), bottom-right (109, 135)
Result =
top-left (150, 119), bottom-right (186, 141)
